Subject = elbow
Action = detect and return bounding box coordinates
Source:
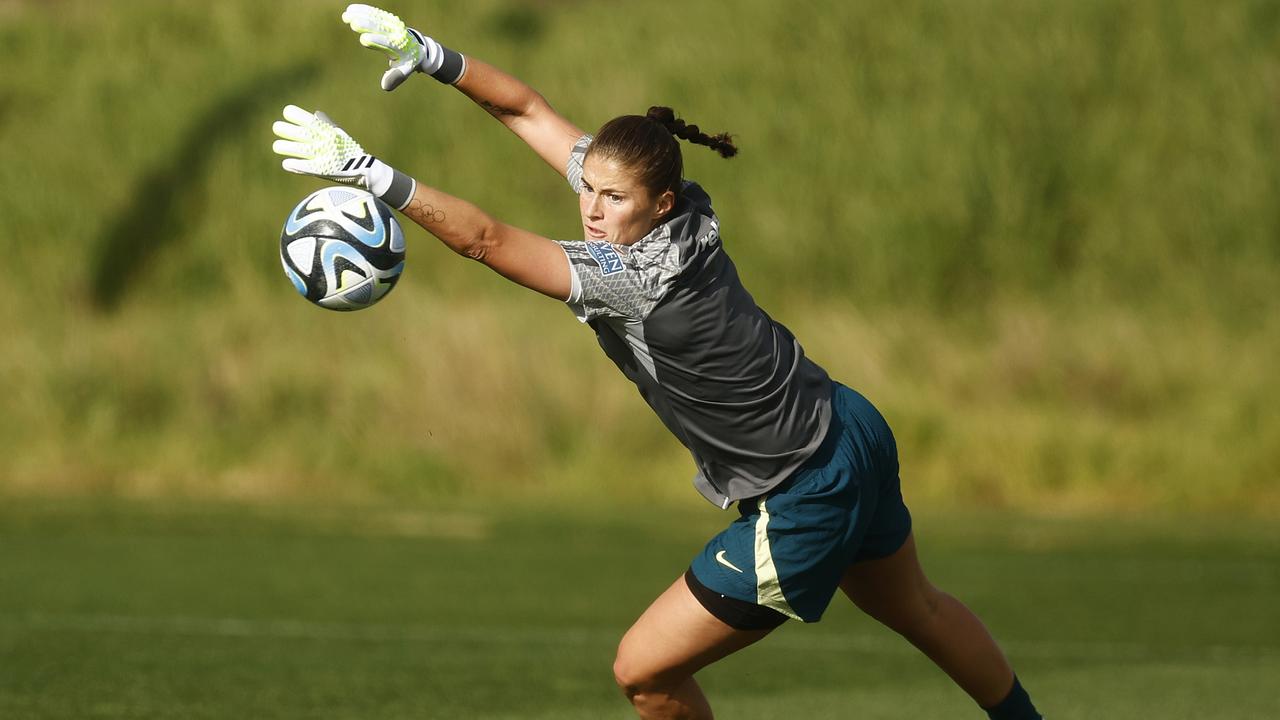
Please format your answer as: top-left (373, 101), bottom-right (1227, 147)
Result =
top-left (527, 93), bottom-right (553, 117)
top-left (461, 221), bottom-right (499, 263)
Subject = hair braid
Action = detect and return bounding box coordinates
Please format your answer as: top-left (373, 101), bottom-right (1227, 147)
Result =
top-left (646, 106), bottom-right (738, 159)
top-left (587, 106), bottom-right (738, 198)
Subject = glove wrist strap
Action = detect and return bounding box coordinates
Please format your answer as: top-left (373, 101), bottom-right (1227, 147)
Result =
top-left (409, 29), bottom-right (466, 85)
top-left (430, 46), bottom-right (466, 85)
top-left (366, 159), bottom-right (417, 211)
top-left (381, 168), bottom-right (417, 211)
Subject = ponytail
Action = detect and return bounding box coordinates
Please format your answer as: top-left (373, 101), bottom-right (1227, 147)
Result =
top-left (588, 107), bottom-right (737, 198)
top-left (644, 106), bottom-right (738, 159)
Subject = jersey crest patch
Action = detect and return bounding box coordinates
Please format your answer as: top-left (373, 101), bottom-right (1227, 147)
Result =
top-left (586, 241), bottom-right (625, 276)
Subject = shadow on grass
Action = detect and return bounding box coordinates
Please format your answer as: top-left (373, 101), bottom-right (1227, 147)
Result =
top-left (90, 61), bottom-right (319, 312)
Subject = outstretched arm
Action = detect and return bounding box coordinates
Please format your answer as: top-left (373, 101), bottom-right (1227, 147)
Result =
top-left (341, 4), bottom-right (586, 180)
top-left (453, 57), bottom-right (586, 181)
top-left (399, 181), bottom-right (571, 300)
top-left (272, 105), bottom-right (571, 301)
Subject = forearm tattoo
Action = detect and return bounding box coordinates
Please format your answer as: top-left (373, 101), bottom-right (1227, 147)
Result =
top-left (479, 100), bottom-right (519, 118)
top-left (406, 197), bottom-right (446, 224)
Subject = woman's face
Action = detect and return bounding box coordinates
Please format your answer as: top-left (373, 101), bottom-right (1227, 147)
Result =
top-left (579, 154), bottom-right (675, 246)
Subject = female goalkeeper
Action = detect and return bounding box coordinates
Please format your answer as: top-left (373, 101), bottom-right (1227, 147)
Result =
top-left (271, 5), bottom-right (1043, 719)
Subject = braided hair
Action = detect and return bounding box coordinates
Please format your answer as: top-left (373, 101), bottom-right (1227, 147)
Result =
top-left (586, 106), bottom-right (737, 199)
top-left (643, 106), bottom-right (738, 159)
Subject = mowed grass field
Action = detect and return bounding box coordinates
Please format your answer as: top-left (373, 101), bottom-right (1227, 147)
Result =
top-left (1, 499), bottom-right (1277, 719)
top-left (2, 2), bottom-right (1277, 715)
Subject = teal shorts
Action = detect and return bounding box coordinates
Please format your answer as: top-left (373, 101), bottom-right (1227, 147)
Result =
top-left (688, 382), bottom-right (911, 627)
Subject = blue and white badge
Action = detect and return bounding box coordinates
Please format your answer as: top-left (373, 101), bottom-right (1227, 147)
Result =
top-left (585, 241), bottom-right (625, 276)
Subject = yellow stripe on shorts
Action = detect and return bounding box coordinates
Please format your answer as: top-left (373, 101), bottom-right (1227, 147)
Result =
top-left (754, 498), bottom-right (802, 621)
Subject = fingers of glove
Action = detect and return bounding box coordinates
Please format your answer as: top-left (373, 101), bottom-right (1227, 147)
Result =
top-left (340, 4), bottom-right (368, 20)
top-left (272, 120), bottom-right (310, 143)
top-left (282, 104), bottom-right (317, 128)
top-left (358, 32), bottom-right (399, 59)
top-left (341, 3), bottom-right (377, 29)
top-left (272, 139), bottom-right (313, 160)
top-left (342, 4), bottom-right (400, 34)
top-left (313, 111), bottom-right (361, 150)
top-left (281, 158), bottom-right (316, 175)
top-left (381, 63), bottom-right (413, 91)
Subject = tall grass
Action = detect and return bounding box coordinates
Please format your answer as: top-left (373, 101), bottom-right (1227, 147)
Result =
top-left (1, 0), bottom-right (1277, 515)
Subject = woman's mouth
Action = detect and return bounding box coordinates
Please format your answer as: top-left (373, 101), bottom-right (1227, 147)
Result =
top-left (585, 225), bottom-right (607, 239)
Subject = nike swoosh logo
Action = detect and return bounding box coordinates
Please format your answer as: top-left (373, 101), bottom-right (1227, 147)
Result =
top-left (715, 550), bottom-right (744, 574)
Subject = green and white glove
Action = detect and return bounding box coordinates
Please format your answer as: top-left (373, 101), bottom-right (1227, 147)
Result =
top-left (271, 104), bottom-right (416, 210)
top-left (341, 3), bottom-right (467, 91)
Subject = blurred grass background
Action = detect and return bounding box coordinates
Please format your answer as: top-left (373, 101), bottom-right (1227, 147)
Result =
top-left (0, 0), bottom-right (1277, 516)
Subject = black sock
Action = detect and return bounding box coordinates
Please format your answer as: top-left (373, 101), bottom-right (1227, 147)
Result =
top-left (983, 676), bottom-right (1042, 720)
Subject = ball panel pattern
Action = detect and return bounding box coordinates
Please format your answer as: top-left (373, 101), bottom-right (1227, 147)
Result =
top-left (279, 187), bottom-right (405, 311)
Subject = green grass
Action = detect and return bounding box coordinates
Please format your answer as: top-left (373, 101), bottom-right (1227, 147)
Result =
top-left (1, 499), bottom-right (1278, 719)
top-left (2, 3), bottom-right (1275, 713)
top-left (0, 0), bottom-right (1277, 514)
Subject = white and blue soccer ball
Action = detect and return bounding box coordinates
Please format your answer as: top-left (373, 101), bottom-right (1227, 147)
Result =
top-left (279, 186), bottom-right (405, 311)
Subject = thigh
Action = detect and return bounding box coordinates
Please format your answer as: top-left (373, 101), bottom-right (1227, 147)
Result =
top-left (839, 532), bottom-right (936, 629)
top-left (616, 574), bottom-right (774, 685)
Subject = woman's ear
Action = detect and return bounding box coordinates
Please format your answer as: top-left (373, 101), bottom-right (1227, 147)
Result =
top-left (653, 190), bottom-right (676, 220)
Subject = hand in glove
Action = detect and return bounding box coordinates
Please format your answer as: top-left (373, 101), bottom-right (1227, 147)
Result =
top-left (340, 3), bottom-right (467, 91)
top-left (271, 104), bottom-right (416, 210)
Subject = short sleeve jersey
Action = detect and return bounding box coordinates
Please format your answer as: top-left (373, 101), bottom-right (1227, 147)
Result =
top-left (558, 135), bottom-right (832, 508)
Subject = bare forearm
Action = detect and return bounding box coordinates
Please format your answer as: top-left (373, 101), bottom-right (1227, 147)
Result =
top-left (400, 181), bottom-right (490, 259)
top-left (397, 180), bottom-right (572, 300)
top-left (454, 57), bottom-right (548, 123)
top-left (450, 56), bottom-right (584, 175)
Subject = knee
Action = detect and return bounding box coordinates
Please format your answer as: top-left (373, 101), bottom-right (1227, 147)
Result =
top-left (893, 585), bottom-right (947, 640)
top-left (612, 652), bottom-right (639, 698)
top-left (613, 643), bottom-right (680, 703)
top-left (613, 649), bottom-right (654, 700)
top-left (867, 582), bottom-right (945, 640)
top-left (919, 584), bottom-right (943, 620)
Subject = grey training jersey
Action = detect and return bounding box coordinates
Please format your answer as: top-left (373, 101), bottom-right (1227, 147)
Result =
top-left (558, 135), bottom-right (832, 508)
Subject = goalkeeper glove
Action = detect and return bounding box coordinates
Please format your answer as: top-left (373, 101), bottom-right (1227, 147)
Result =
top-left (271, 104), bottom-right (416, 210)
top-left (341, 3), bottom-right (466, 91)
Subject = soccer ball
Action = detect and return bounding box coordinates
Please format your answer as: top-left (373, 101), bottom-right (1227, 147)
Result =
top-left (279, 186), bottom-right (405, 311)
